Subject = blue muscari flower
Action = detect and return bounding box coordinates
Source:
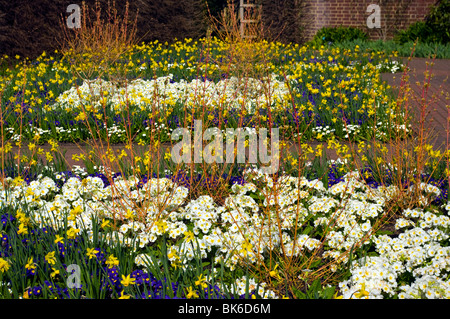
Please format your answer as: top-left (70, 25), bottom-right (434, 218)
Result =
top-left (238, 291), bottom-right (256, 299)
top-left (113, 115), bottom-right (122, 123)
top-left (137, 291), bottom-right (154, 299)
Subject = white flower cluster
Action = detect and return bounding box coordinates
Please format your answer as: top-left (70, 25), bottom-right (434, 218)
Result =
top-left (342, 124), bottom-right (361, 139)
top-left (53, 74), bottom-right (291, 114)
top-left (4, 127), bottom-right (20, 142)
top-left (375, 121), bottom-right (411, 140)
top-left (106, 124), bottom-right (127, 140)
top-left (338, 203), bottom-right (450, 299)
top-left (375, 60), bottom-right (403, 73)
top-left (313, 173), bottom-right (387, 266)
top-left (399, 275), bottom-right (450, 299)
top-left (225, 275), bottom-right (277, 299)
top-left (312, 125), bottom-right (335, 140)
top-left (56, 126), bottom-right (78, 136)
top-left (140, 122), bottom-right (173, 140)
top-left (339, 256), bottom-right (402, 299)
top-left (1, 166), bottom-right (448, 299)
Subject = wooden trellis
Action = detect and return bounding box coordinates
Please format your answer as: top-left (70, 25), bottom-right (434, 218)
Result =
top-left (239, 0), bottom-right (261, 39)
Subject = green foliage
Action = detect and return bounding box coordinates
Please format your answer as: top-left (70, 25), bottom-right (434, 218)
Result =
top-left (395, 21), bottom-right (436, 44)
top-left (324, 39), bottom-right (450, 59)
top-left (395, 0), bottom-right (450, 44)
top-left (426, 0), bottom-right (450, 41)
top-left (293, 279), bottom-right (336, 299)
top-left (311, 26), bottom-right (368, 46)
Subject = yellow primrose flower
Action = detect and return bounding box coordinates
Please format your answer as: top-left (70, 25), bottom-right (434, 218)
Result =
top-left (240, 241), bottom-right (253, 256)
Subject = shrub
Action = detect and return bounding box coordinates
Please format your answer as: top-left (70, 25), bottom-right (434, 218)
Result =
top-left (395, 0), bottom-right (450, 44)
top-left (425, 0), bottom-right (450, 42)
top-left (311, 26), bottom-right (368, 46)
top-left (395, 21), bottom-right (436, 44)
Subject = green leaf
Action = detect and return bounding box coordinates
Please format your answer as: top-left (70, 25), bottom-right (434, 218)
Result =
top-left (302, 225), bottom-right (313, 235)
top-left (293, 287), bottom-right (306, 299)
top-left (375, 229), bottom-right (393, 236)
top-left (306, 279), bottom-right (322, 299)
top-left (321, 286), bottom-right (336, 299)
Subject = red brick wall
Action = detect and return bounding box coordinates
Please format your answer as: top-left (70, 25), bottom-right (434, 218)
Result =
top-left (302, 0), bottom-right (437, 40)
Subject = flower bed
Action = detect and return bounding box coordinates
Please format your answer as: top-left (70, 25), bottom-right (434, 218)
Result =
top-left (0, 162), bottom-right (448, 299)
top-left (0, 37), bottom-right (449, 299)
top-left (1, 38), bottom-right (408, 146)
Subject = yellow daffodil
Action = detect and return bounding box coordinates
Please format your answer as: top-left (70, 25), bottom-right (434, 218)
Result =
top-left (269, 264), bottom-right (282, 281)
top-left (186, 286), bottom-right (199, 299)
top-left (100, 219), bottom-right (110, 229)
top-left (67, 227), bottom-right (80, 239)
top-left (45, 251), bottom-right (57, 265)
top-left (106, 254), bottom-right (119, 268)
top-left (50, 268), bottom-right (60, 278)
top-left (86, 247), bottom-right (99, 259)
top-left (118, 291), bottom-right (131, 299)
top-left (17, 223), bottom-right (28, 235)
top-left (25, 257), bottom-right (36, 270)
top-left (195, 274), bottom-right (208, 289)
top-left (121, 274), bottom-right (136, 287)
top-left (183, 230), bottom-right (194, 242)
top-left (54, 235), bottom-right (64, 244)
top-left (0, 258), bottom-right (10, 273)
top-left (333, 292), bottom-right (343, 299)
top-left (354, 283), bottom-right (370, 299)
